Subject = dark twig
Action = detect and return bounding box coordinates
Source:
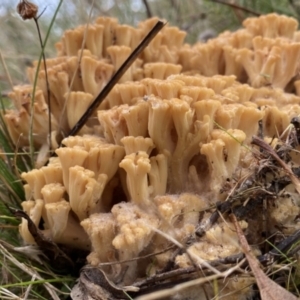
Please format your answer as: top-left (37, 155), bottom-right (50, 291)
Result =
top-left (133, 252), bottom-right (249, 292)
top-left (210, 0), bottom-right (261, 16)
top-left (65, 20), bottom-right (165, 140)
top-left (142, 0), bottom-right (152, 18)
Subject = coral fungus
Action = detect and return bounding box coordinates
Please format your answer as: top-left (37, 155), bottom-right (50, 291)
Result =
top-left (6, 13), bottom-right (300, 299)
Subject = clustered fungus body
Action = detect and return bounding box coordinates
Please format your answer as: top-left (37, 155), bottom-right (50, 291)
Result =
top-left (6, 13), bottom-right (300, 299)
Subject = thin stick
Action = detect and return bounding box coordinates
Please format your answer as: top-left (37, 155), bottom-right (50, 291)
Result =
top-left (65, 20), bottom-right (165, 139)
top-left (134, 252), bottom-right (245, 289)
top-left (135, 258), bottom-right (246, 300)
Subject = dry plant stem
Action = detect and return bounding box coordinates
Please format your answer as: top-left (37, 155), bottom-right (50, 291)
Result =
top-left (134, 252), bottom-right (246, 289)
top-left (0, 51), bottom-right (14, 90)
top-left (66, 20), bottom-right (165, 138)
top-left (23, 274), bottom-right (36, 300)
top-left (33, 17), bottom-right (52, 150)
top-left (1, 240), bottom-right (44, 264)
top-left (251, 136), bottom-right (300, 194)
top-left (231, 214), bottom-right (298, 300)
top-left (211, 0), bottom-right (261, 16)
top-left (135, 258), bottom-right (246, 300)
top-left (0, 287), bottom-right (22, 299)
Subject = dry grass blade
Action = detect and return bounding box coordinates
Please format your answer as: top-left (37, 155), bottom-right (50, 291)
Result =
top-left (231, 214), bottom-right (298, 300)
top-left (0, 244), bottom-right (61, 300)
top-left (23, 275), bottom-right (36, 300)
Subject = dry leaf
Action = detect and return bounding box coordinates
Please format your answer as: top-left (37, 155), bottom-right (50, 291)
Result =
top-left (231, 214), bottom-right (298, 300)
top-left (13, 209), bottom-right (85, 273)
top-left (70, 267), bottom-right (139, 300)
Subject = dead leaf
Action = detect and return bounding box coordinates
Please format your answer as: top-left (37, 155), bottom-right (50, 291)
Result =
top-left (70, 266), bottom-right (139, 300)
top-left (231, 214), bottom-right (298, 300)
top-left (13, 209), bottom-right (76, 271)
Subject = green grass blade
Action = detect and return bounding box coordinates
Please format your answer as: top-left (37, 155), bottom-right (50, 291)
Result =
top-left (0, 158), bottom-right (24, 203)
top-left (29, 0), bottom-right (64, 166)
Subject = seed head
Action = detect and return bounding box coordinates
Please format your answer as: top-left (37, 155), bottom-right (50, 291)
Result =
top-left (17, 0), bottom-right (38, 20)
